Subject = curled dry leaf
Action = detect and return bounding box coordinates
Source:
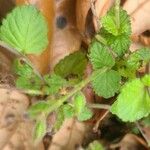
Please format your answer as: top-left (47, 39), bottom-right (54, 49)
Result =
top-left (50, 0), bottom-right (81, 69)
top-left (15, 0), bottom-right (55, 74)
top-left (123, 0), bottom-right (150, 35)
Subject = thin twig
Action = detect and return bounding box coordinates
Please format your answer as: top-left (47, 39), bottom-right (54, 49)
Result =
top-left (0, 41), bottom-right (20, 56)
top-left (146, 62), bottom-right (150, 74)
top-left (88, 103), bottom-right (110, 110)
top-left (93, 110), bottom-right (109, 132)
top-left (95, 34), bottom-right (117, 59)
top-left (0, 85), bottom-right (44, 95)
top-left (115, 0), bottom-right (120, 29)
top-left (145, 62), bottom-right (150, 96)
top-left (135, 121), bottom-right (150, 146)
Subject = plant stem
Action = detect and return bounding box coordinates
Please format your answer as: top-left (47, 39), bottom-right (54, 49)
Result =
top-left (95, 34), bottom-right (107, 46)
top-left (88, 103), bottom-right (110, 110)
top-left (115, 0), bottom-right (120, 29)
top-left (0, 85), bottom-right (44, 95)
top-left (0, 40), bottom-right (20, 56)
top-left (95, 34), bottom-right (117, 59)
top-left (23, 89), bottom-right (44, 95)
top-left (135, 122), bottom-right (150, 147)
top-left (0, 40), bottom-right (44, 82)
top-left (21, 56), bottom-right (44, 82)
top-left (47, 67), bottom-right (108, 113)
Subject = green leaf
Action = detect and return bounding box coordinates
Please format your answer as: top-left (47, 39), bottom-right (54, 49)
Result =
top-left (106, 34), bottom-right (131, 56)
top-left (142, 74), bottom-right (150, 87)
top-left (101, 7), bottom-right (131, 36)
top-left (28, 101), bottom-right (50, 118)
top-left (16, 75), bottom-right (41, 90)
top-left (77, 106), bottom-right (93, 121)
top-left (0, 5), bottom-right (48, 54)
top-left (54, 107), bottom-right (65, 130)
top-left (43, 74), bottom-right (66, 95)
top-left (89, 41), bottom-right (115, 70)
top-left (87, 141), bottom-right (105, 150)
top-left (62, 104), bottom-right (74, 118)
top-left (54, 51), bottom-right (87, 78)
top-left (127, 48), bottom-right (150, 70)
top-left (13, 59), bottom-right (33, 76)
top-left (111, 79), bottom-right (150, 122)
top-left (33, 120), bottom-right (46, 142)
top-left (99, 28), bottom-right (131, 56)
top-left (74, 92), bottom-right (86, 115)
top-left (118, 67), bottom-right (136, 79)
top-left (101, 12), bottom-right (118, 36)
top-left (92, 70), bottom-right (121, 98)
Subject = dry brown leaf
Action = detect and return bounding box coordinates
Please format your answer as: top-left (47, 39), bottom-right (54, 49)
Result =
top-left (50, 0), bottom-right (81, 69)
top-left (3, 121), bottom-right (44, 150)
top-left (142, 126), bottom-right (150, 143)
top-left (0, 87), bottom-right (29, 149)
top-left (0, 47), bottom-right (14, 74)
top-left (94, 0), bottom-right (114, 18)
top-left (110, 134), bottom-right (148, 150)
top-left (49, 119), bottom-right (87, 150)
top-left (76, 0), bottom-right (91, 35)
top-left (130, 42), bottom-right (143, 52)
top-left (0, 87), bottom-right (45, 150)
top-left (15, 0), bottom-right (55, 74)
top-left (0, 0), bottom-right (15, 20)
top-left (76, 0), bottom-right (114, 37)
top-left (119, 134), bottom-right (148, 150)
top-left (123, 0), bottom-right (150, 35)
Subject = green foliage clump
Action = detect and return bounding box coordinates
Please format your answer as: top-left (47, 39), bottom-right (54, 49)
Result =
top-left (1, 3), bottom-right (150, 143)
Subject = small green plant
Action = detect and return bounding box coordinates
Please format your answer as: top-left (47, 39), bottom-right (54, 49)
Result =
top-left (86, 140), bottom-right (105, 150)
top-left (0, 1), bottom-right (150, 143)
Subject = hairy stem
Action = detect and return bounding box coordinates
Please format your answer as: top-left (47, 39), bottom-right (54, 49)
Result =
top-left (88, 103), bottom-right (110, 110)
top-left (47, 67), bottom-right (108, 113)
top-left (95, 34), bottom-right (117, 59)
top-left (115, 0), bottom-right (120, 29)
top-left (0, 41), bottom-right (44, 82)
top-left (95, 34), bottom-right (107, 46)
top-left (0, 85), bottom-right (44, 95)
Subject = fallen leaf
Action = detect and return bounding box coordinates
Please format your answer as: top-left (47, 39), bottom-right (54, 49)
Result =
top-left (76, 0), bottom-right (91, 35)
top-left (119, 134), bottom-right (148, 150)
top-left (123, 0), bottom-right (150, 35)
top-left (0, 87), bottom-right (29, 149)
top-left (48, 118), bottom-right (87, 150)
top-left (110, 134), bottom-right (148, 150)
top-left (50, 0), bottom-right (81, 69)
top-left (3, 121), bottom-right (44, 150)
